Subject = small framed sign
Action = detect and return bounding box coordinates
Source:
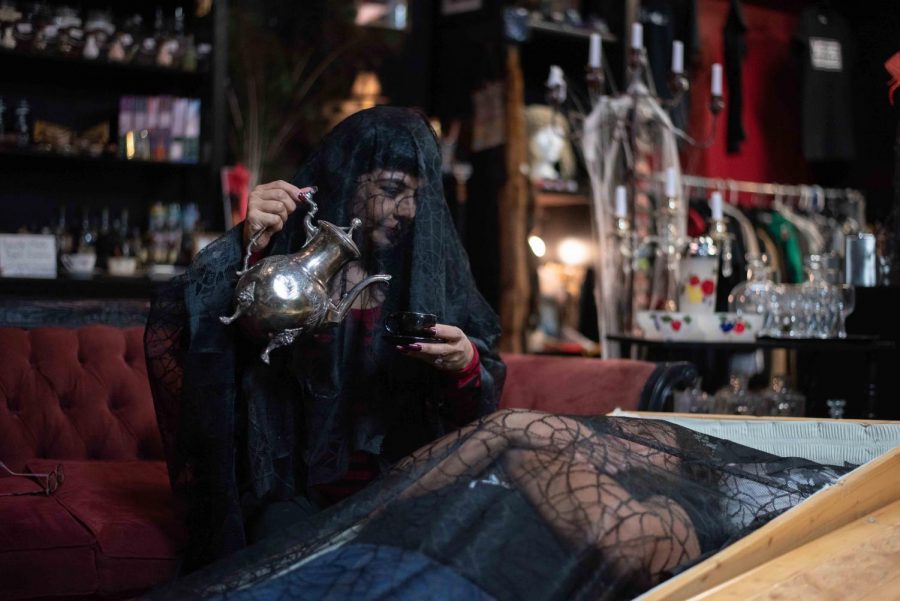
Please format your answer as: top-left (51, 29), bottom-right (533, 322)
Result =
top-left (0, 235), bottom-right (57, 278)
top-left (442, 0), bottom-right (482, 15)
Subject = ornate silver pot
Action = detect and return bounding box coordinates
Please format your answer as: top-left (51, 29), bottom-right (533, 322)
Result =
top-left (220, 188), bottom-right (391, 363)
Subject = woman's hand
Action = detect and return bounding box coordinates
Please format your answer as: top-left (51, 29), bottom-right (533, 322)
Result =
top-left (243, 181), bottom-right (314, 250)
top-left (396, 324), bottom-right (475, 372)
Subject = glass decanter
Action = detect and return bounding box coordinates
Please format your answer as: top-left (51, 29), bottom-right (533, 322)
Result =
top-left (729, 256), bottom-right (774, 314)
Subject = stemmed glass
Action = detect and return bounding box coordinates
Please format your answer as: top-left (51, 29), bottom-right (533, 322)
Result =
top-left (835, 284), bottom-right (856, 339)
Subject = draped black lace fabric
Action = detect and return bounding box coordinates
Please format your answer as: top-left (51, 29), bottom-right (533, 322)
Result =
top-left (145, 107), bottom-right (505, 571)
top-left (141, 412), bottom-right (851, 601)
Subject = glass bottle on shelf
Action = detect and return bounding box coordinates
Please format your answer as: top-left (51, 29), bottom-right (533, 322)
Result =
top-left (33, 10), bottom-right (58, 56)
top-left (713, 373), bottom-right (759, 416)
top-left (95, 207), bottom-right (113, 268)
top-left (801, 254), bottom-right (836, 339)
top-left (109, 13), bottom-right (141, 63)
top-left (826, 399), bottom-right (846, 419)
top-left (134, 12), bottom-right (158, 66)
top-left (83, 9), bottom-right (113, 60)
top-left (147, 201), bottom-right (167, 264)
top-left (130, 227), bottom-right (146, 265)
top-left (55, 5), bottom-right (83, 57)
top-left (14, 98), bottom-right (31, 148)
top-left (54, 205), bottom-right (73, 255)
top-left (165, 203), bottom-right (182, 264)
top-left (11, 2), bottom-right (34, 52)
top-left (764, 375), bottom-right (806, 417)
top-left (169, 6), bottom-right (187, 69)
top-left (0, 2), bottom-right (21, 50)
top-left (113, 209), bottom-right (129, 257)
top-left (76, 208), bottom-right (97, 255)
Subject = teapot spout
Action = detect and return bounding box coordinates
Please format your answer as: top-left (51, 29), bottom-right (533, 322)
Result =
top-left (326, 274), bottom-right (392, 324)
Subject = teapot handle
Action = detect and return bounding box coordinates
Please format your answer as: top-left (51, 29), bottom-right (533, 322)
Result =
top-left (236, 228), bottom-right (266, 276)
top-left (236, 186), bottom-right (318, 276)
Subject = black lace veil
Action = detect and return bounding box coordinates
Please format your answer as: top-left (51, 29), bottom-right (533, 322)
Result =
top-left (145, 107), bottom-right (505, 571)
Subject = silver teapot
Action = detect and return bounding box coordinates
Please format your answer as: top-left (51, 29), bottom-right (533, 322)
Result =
top-left (220, 188), bottom-right (391, 363)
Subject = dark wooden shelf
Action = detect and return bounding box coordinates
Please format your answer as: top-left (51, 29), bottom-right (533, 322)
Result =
top-left (0, 273), bottom-right (179, 300)
top-left (527, 18), bottom-right (617, 42)
top-left (0, 47), bottom-right (208, 92)
top-left (607, 334), bottom-right (895, 353)
top-left (0, 147), bottom-right (208, 171)
top-left (534, 190), bottom-right (590, 207)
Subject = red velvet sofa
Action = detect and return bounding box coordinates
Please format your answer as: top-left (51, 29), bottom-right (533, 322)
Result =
top-left (0, 324), bottom-right (693, 601)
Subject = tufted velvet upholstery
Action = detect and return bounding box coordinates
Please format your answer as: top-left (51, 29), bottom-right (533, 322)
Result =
top-left (0, 326), bottom-right (164, 472)
top-left (499, 354), bottom-right (655, 415)
top-left (0, 326), bottom-right (180, 601)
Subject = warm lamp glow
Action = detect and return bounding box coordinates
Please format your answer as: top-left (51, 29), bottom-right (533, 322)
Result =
top-left (558, 238), bottom-right (591, 266)
top-left (528, 235), bottom-right (546, 258)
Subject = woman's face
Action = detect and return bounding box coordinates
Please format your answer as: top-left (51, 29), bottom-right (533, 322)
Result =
top-left (354, 169), bottom-right (419, 250)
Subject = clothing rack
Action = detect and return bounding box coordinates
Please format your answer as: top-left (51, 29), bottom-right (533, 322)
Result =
top-left (680, 174), bottom-right (864, 205)
top-left (675, 174), bottom-right (866, 225)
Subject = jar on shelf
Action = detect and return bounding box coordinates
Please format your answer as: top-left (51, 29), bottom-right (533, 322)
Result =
top-left (678, 236), bottom-right (719, 315)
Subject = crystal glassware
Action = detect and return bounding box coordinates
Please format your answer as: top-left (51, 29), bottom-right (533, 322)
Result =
top-left (801, 255), bottom-right (837, 339)
top-left (835, 284), bottom-right (855, 339)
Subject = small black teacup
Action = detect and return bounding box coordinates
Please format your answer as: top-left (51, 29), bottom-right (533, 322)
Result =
top-left (384, 311), bottom-right (437, 337)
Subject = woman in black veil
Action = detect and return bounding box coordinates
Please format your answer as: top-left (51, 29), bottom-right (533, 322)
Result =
top-left (145, 106), bottom-right (851, 600)
top-left (145, 106), bottom-right (506, 572)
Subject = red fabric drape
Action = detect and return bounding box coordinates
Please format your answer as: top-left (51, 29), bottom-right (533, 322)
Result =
top-left (683, 0), bottom-right (810, 188)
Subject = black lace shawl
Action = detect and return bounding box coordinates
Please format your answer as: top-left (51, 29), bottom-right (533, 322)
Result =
top-left (145, 107), bottom-right (505, 571)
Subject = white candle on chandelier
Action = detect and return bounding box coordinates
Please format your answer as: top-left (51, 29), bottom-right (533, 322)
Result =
top-left (665, 167), bottom-right (678, 198)
top-left (631, 23), bottom-right (643, 50)
top-left (614, 185), bottom-right (628, 217)
top-left (710, 191), bottom-right (724, 220)
top-left (547, 65), bottom-right (565, 88)
top-left (711, 63), bottom-right (723, 97)
top-left (671, 40), bottom-right (684, 74)
top-left (589, 33), bottom-right (602, 69)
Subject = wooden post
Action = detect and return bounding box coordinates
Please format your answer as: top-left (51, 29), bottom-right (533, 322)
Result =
top-left (498, 46), bottom-right (530, 353)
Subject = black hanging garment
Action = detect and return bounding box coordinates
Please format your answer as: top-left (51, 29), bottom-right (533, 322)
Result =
top-left (793, 5), bottom-right (856, 162)
top-left (723, 0), bottom-right (748, 154)
top-left (640, 0), bottom-right (699, 131)
top-left (144, 107), bottom-right (506, 572)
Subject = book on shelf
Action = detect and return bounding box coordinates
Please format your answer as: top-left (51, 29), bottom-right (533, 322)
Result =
top-left (117, 94), bottom-right (201, 163)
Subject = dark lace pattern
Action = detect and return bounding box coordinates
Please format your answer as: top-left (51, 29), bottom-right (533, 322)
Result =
top-left (141, 413), bottom-right (851, 601)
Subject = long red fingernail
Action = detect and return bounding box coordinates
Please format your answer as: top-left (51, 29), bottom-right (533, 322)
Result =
top-left (405, 344), bottom-right (422, 351)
